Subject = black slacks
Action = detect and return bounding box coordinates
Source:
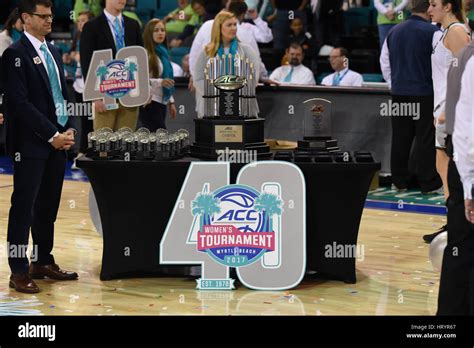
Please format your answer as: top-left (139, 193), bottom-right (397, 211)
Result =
top-left (7, 149), bottom-right (66, 274)
top-left (390, 95), bottom-right (441, 192)
top-left (437, 158), bottom-right (474, 315)
top-left (138, 101), bottom-right (167, 132)
top-left (75, 91), bottom-right (93, 153)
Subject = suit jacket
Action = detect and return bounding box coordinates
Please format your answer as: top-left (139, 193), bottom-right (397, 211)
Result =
top-left (80, 12), bottom-right (143, 81)
top-left (1, 34), bottom-right (73, 159)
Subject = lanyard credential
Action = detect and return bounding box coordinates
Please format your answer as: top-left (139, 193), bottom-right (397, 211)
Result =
top-left (333, 69), bottom-right (349, 86)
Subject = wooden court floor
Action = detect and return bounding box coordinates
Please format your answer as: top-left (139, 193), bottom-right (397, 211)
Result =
top-left (0, 174), bottom-right (445, 315)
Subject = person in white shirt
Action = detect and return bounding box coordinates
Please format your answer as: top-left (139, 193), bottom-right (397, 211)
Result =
top-left (423, 0), bottom-right (471, 242)
top-left (0, 8), bottom-right (24, 57)
top-left (192, 10), bottom-right (261, 118)
top-left (321, 47), bottom-right (363, 87)
top-left (172, 61), bottom-right (185, 77)
top-left (189, 0), bottom-right (269, 87)
top-left (269, 42), bottom-right (316, 85)
top-left (139, 19), bottom-right (177, 131)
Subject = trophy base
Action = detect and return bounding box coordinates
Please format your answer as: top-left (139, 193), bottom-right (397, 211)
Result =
top-left (190, 117), bottom-right (272, 160)
top-left (297, 137), bottom-right (340, 152)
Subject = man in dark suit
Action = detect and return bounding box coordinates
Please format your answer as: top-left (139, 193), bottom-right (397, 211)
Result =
top-left (1, 0), bottom-right (78, 294)
top-left (80, 0), bottom-right (143, 131)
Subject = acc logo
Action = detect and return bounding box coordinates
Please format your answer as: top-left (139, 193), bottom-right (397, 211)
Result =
top-left (214, 75), bottom-right (247, 91)
top-left (96, 60), bottom-right (138, 98)
top-left (191, 184), bottom-right (283, 267)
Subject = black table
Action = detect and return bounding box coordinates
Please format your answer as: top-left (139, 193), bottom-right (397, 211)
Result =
top-left (77, 156), bottom-right (380, 284)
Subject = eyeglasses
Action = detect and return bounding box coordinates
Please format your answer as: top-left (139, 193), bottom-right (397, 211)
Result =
top-left (30, 13), bottom-right (54, 21)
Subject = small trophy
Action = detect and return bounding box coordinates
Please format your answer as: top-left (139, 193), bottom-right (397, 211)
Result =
top-left (297, 98), bottom-right (339, 152)
top-left (86, 127), bottom-right (190, 161)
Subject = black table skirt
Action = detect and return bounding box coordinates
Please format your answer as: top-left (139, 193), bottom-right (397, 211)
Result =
top-left (77, 157), bottom-right (380, 284)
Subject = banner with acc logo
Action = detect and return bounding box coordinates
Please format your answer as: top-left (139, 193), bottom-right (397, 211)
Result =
top-left (160, 161), bottom-right (307, 291)
top-left (83, 46), bottom-right (150, 110)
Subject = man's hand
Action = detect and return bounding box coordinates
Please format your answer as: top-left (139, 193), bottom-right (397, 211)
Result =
top-left (51, 133), bottom-right (75, 150)
top-left (169, 103), bottom-right (177, 119)
top-left (94, 100), bottom-right (107, 113)
top-left (0, 113), bottom-right (4, 125)
top-left (248, 8), bottom-right (258, 20)
top-left (61, 130), bottom-right (75, 150)
top-left (438, 111), bottom-right (446, 125)
top-left (465, 199), bottom-right (474, 224)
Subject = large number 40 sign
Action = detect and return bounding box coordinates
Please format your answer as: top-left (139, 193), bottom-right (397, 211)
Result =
top-left (160, 161), bottom-right (307, 291)
top-left (83, 46), bottom-right (150, 109)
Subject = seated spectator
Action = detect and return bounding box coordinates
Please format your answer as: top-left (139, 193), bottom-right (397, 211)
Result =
top-left (165, 0), bottom-right (197, 36)
top-left (289, 17), bottom-right (312, 52)
top-left (170, 0), bottom-right (208, 48)
top-left (0, 8), bottom-right (23, 57)
top-left (321, 47), bottom-right (363, 87)
top-left (181, 54), bottom-right (191, 77)
top-left (271, 0), bottom-right (309, 55)
top-left (62, 52), bottom-right (77, 80)
top-left (280, 17), bottom-right (313, 66)
top-left (374, 0), bottom-right (409, 47)
top-left (269, 42), bottom-right (316, 85)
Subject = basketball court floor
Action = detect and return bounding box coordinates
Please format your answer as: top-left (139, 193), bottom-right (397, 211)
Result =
top-left (0, 157), bottom-right (446, 315)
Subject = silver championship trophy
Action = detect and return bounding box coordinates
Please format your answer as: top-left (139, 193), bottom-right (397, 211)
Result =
top-left (190, 53), bottom-right (271, 160)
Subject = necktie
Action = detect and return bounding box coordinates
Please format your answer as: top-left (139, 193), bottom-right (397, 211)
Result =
top-left (283, 66), bottom-right (294, 83)
top-left (333, 72), bottom-right (341, 86)
top-left (40, 44), bottom-right (68, 127)
top-left (114, 17), bottom-right (125, 50)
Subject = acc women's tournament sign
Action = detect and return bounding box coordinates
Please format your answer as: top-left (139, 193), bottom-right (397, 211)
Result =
top-left (160, 162), bottom-right (307, 291)
top-left (83, 46), bottom-right (150, 109)
top-left (194, 184), bottom-right (281, 268)
top-left (97, 60), bottom-right (137, 98)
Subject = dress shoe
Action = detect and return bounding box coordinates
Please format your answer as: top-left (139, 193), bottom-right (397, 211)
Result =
top-left (423, 224), bottom-right (447, 243)
top-left (9, 273), bottom-right (40, 294)
top-left (29, 263), bottom-right (78, 281)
